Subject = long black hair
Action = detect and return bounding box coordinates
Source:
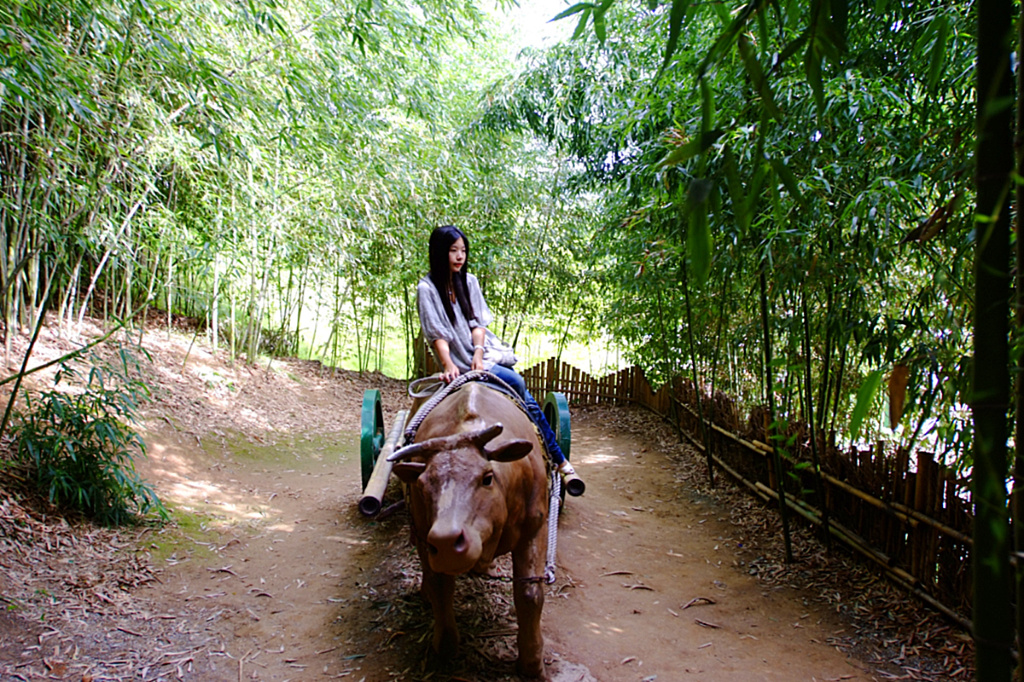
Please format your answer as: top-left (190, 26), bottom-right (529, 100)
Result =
top-left (428, 225), bottom-right (476, 324)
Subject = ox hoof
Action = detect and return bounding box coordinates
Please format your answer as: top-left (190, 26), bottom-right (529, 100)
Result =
top-left (516, 657), bottom-right (548, 680)
top-left (432, 628), bottom-right (459, 660)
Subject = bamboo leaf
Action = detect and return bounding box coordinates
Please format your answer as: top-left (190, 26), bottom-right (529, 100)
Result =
top-left (743, 162), bottom-right (767, 223)
top-left (722, 145), bottom-right (747, 232)
top-left (553, 2), bottom-right (596, 20)
top-left (593, 7), bottom-right (607, 42)
top-left (831, 0), bottom-right (848, 45)
top-left (696, 0), bottom-right (767, 78)
top-left (572, 7), bottom-right (594, 40)
top-left (770, 158), bottom-right (806, 207)
top-left (777, 28), bottom-right (809, 66)
top-left (687, 178), bottom-right (714, 287)
top-left (815, 12), bottom-right (845, 63)
top-left (737, 34), bottom-right (782, 120)
top-left (662, 0), bottom-right (693, 69)
top-left (804, 42), bottom-right (824, 118)
top-left (927, 15), bottom-right (950, 93)
top-left (849, 370), bottom-right (884, 442)
top-left (888, 364), bottom-right (910, 428)
top-left (0, 72), bottom-right (31, 99)
top-left (700, 78), bottom-right (715, 132)
top-left (687, 177), bottom-right (713, 205)
top-left (688, 203), bottom-right (712, 287)
top-left (68, 96), bottom-right (97, 121)
top-left (657, 130), bottom-right (723, 168)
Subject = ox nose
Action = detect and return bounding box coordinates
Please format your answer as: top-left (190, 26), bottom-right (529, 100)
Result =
top-left (427, 527), bottom-right (468, 558)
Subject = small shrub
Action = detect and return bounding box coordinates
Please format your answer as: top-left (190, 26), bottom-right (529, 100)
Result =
top-left (259, 326), bottom-right (299, 357)
top-left (12, 347), bottom-right (166, 525)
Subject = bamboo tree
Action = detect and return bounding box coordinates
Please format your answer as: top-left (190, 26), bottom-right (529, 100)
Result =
top-left (683, 263), bottom-right (713, 487)
top-left (707, 265), bottom-right (731, 430)
top-left (973, 0), bottom-right (1015, 677)
top-left (1015, 5), bottom-right (1024, 672)
top-left (760, 266), bottom-right (793, 564)
top-left (654, 285), bottom-right (683, 442)
top-left (801, 281), bottom-right (830, 548)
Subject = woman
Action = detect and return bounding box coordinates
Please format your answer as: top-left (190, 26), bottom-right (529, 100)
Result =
top-left (417, 225), bottom-right (576, 477)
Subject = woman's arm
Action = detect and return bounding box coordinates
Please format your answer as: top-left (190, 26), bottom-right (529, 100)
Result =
top-left (435, 328), bottom-right (484, 379)
top-left (433, 339), bottom-right (460, 383)
top-left (465, 275), bottom-right (488, 371)
top-left (420, 280), bottom-right (460, 382)
top-left (470, 326), bottom-right (485, 371)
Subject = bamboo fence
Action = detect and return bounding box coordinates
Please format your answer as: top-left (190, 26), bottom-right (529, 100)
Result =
top-left (519, 357), bottom-right (975, 628)
top-left (414, 351), bottom-right (976, 627)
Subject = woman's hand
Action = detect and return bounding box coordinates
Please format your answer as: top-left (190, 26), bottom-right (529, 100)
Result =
top-left (471, 345), bottom-right (484, 371)
top-left (440, 360), bottom-right (460, 384)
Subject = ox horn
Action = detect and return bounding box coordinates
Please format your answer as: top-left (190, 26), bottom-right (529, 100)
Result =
top-left (387, 423), bottom-right (506, 463)
top-left (469, 423), bottom-right (504, 447)
top-left (464, 423), bottom-right (532, 461)
top-left (387, 439), bottom-right (442, 463)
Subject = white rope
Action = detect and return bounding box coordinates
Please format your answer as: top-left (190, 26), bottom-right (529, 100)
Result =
top-left (545, 468), bottom-right (560, 584)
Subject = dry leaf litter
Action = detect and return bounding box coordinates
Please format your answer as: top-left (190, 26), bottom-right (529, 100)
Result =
top-left (596, 403), bottom-right (975, 682)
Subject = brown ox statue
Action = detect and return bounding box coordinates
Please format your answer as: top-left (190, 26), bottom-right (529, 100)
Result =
top-left (389, 381), bottom-right (550, 679)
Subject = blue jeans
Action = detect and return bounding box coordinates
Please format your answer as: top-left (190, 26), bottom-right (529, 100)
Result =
top-left (487, 364), bottom-right (566, 465)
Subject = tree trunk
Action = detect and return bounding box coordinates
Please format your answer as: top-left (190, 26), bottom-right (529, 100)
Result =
top-left (1014, 10), bottom-right (1024, 674)
top-left (683, 265), bottom-right (713, 487)
top-left (974, 0), bottom-right (1015, 678)
top-left (759, 266), bottom-right (793, 563)
top-left (708, 269), bottom-right (731, 431)
top-left (828, 329), bottom-right (849, 437)
top-left (293, 262), bottom-right (307, 357)
top-left (58, 255), bottom-right (83, 333)
top-left (655, 284), bottom-right (683, 442)
top-left (166, 245), bottom-right (173, 336)
top-left (331, 263), bottom-right (344, 369)
top-left (212, 251), bottom-right (220, 354)
top-left (802, 283), bottom-right (830, 548)
top-left (816, 281), bottom-right (834, 434)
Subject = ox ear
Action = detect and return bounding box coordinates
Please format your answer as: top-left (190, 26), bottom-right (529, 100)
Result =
top-left (393, 461), bottom-right (426, 483)
top-left (484, 439), bottom-right (533, 463)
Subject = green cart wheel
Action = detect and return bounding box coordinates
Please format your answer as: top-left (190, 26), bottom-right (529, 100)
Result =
top-left (361, 389), bottom-right (385, 490)
top-left (543, 391), bottom-right (571, 462)
top-left (545, 391), bottom-right (584, 497)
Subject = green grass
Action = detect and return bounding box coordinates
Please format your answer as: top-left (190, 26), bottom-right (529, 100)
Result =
top-left (225, 431), bottom-right (358, 470)
top-left (144, 506), bottom-right (218, 565)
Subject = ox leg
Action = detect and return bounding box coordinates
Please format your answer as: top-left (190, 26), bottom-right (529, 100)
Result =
top-left (418, 549), bottom-right (459, 658)
top-left (512, 539), bottom-right (548, 679)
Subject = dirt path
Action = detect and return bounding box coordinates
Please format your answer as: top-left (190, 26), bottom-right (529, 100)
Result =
top-left (543, 413), bottom-right (870, 681)
top-left (137, 412), bottom-right (871, 682)
top-left (124, 339), bottom-right (871, 681)
top-left (1, 330), bottom-right (966, 681)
